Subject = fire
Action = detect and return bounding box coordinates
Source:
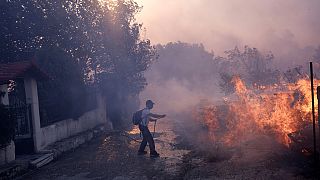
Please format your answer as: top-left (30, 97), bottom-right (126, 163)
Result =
top-left (195, 76), bottom-right (320, 147)
top-left (193, 100), bottom-right (220, 141)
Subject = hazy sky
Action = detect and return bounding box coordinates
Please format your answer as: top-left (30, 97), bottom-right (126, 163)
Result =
top-left (135, 0), bottom-right (320, 67)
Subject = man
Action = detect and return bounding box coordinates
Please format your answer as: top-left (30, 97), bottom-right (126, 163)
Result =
top-left (138, 100), bottom-right (166, 157)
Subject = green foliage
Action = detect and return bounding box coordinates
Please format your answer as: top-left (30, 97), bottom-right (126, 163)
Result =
top-left (35, 47), bottom-right (88, 125)
top-left (216, 46), bottom-right (280, 89)
top-left (0, 105), bottom-right (15, 147)
top-left (0, 0), bottom-right (156, 127)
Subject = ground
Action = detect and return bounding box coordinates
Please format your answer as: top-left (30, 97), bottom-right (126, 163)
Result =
top-left (20, 120), bottom-right (317, 180)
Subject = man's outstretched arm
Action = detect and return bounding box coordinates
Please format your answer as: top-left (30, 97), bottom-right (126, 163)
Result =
top-left (148, 113), bottom-right (166, 119)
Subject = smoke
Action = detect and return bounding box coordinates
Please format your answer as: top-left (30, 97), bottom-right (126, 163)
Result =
top-left (139, 42), bottom-right (223, 115)
top-left (138, 0), bottom-right (320, 112)
top-left (258, 29), bottom-right (315, 69)
top-left (136, 0), bottom-right (320, 69)
top-left (135, 1), bottom-right (320, 164)
top-left (138, 42), bottom-right (228, 153)
top-left (139, 41), bottom-right (316, 157)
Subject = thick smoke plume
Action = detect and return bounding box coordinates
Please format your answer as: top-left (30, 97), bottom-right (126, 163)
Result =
top-left (136, 0), bottom-right (320, 69)
top-left (140, 41), bottom-right (320, 156)
top-left (140, 42), bottom-right (222, 114)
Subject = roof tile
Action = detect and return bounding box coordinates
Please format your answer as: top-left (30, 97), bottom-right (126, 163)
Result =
top-left (0, 61), bottom-right (48, 85)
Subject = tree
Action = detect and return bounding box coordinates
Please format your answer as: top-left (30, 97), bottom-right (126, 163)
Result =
top-left (35, 47), bottom-right (88, 125)
top-left (152, 42), bottom-right (216, 88)
top-left (92, 0), bottom-right (157, 128)
top-left (1, 0), bottom-right (157, 128)
top-left (216, 46), bottom-right (280, 90)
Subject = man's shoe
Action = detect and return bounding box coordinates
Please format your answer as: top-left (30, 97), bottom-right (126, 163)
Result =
top-left (138, 151), bottom-right (147, 155)
top-left (150, 152), bottom-right (160, 158)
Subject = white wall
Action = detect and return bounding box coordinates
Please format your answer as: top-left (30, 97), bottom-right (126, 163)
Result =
top-left (0, 141), bottom-right (15, 165)
top-left (0, 84), bottom-right (9, 105)
top-left (24, 77), bottom-right (42, 152)
top-left (39, 94), bottom-right (112, 150)
top-left (0, 85), bottom-right (14, 165)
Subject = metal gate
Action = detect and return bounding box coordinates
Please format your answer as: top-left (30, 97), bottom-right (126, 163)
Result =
top-left (8, 79), bottom-right (34, 154)
top-left (11, 103), bottom-right (32, 139)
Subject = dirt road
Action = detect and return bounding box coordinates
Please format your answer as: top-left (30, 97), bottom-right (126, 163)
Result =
top-left (20, 122), bottom-right (189, 180)
top-left (20, 120), bottom-right (316, 180)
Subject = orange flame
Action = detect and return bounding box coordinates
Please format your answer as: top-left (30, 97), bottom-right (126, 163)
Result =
top-left (195, 76), bottom-right (320, 147)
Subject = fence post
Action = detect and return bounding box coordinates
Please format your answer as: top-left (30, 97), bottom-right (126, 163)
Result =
top-left (310, 62), bottom-right (318, 165)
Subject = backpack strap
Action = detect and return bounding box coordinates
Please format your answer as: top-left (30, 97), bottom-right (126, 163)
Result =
top-left (139, 108), bottom-right (146, 125)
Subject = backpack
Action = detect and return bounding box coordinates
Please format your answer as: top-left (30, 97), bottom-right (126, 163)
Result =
top-left (132, 109), bottom-right (143, 125)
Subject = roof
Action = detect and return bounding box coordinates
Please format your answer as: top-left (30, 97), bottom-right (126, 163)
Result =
top-left (0, 61), bottom-right (49, 85)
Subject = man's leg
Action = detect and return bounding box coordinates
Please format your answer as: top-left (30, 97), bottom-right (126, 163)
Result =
top-left (138, 137), bottom-right (147, 153)
top-left (138, 125), bottom-right (148, 153)
top-left (144, 127), bottom-right (156, 154)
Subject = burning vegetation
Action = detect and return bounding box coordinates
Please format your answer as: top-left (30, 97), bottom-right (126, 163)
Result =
top-left (144, 43), bottom-right (320, 156)
top-left (194, 76), bottom-right (319, 151)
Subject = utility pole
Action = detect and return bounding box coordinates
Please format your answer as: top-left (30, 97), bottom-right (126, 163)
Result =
top-left (310, 62), bottom-right (318, 165)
